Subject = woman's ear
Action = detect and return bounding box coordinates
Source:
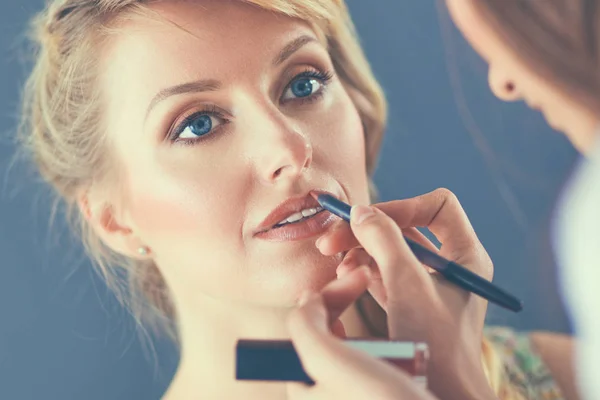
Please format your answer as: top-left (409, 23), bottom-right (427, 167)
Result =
top-left (77, 192), bottom-right (151, 260)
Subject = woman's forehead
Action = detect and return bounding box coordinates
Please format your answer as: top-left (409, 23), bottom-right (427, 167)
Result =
top-left (99, 0), bottom-right (324, 137)
top-left (116, 0), bottom-right (317, 47)
top-left (102, 1), bottom-right (319, 84)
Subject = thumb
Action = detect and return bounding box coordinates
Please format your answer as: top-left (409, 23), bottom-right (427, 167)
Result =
top-left (321, 265), bottom-right (371, 323)
top-left (289, 294), bottom-right (426, 396)
top-left (288, 293), bottom-right (353, 383)
top-left (290, 265), bottom-right (369, 342)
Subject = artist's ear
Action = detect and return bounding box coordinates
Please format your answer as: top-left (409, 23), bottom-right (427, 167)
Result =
top-left (488, 64), bottom-right (521, 102)
top-left (77, 192), bottom-right (150, 259)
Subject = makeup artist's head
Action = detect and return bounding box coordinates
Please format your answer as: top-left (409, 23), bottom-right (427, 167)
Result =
top-left (445, 3), bottom-right (600, 398)
top-left (445, 0), bottom-right (600, 153)
top-left (20, 0), bottom-right (385, 336)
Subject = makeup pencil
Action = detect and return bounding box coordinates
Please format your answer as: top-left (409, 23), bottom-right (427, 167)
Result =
top-left (315, 193), bottom-right (523, 312)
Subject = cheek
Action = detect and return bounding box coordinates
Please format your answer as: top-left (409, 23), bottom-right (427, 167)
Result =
top-left (122, 151), bottom-right (245, 254)
top-left (124, 165), bottom-right (254, 302)
top-left (315, 89), bottom-right (369, 201)
top-left (331, 107), bottom-right (365, 162)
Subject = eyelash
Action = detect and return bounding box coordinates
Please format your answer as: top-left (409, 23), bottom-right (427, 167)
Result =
top-left (281, 68), bottom-right (334, 105)
top-left (168, 104), bottom-right (228, 145)
top-left (168, 67), bottom-right (334, 145)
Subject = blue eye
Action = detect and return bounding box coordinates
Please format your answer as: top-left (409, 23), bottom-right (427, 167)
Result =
top-left (292, 78), bottom-right (318, 98)
top-left (282, 77), bottom-right (321, 100)
top-left (282, 70), bottom-right (332, 102)
top-left (176, 112), bottom-right (224, 140)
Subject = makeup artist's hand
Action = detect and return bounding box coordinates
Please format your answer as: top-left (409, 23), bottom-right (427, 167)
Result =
top-left (286, 283), bottom-right (438, 400)
top-left (315, 188), bottom-right (497, 400)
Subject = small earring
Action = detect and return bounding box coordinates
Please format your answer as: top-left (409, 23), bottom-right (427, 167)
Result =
top-left (137, 246), bottom-right (149, 256)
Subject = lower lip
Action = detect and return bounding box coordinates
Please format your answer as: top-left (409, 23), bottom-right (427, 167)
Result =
top-left (254, 211), bottom-right (337, 242)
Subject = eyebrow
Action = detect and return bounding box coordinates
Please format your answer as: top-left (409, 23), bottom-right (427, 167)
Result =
top-left (145, 79), bottom-right (221, 121)
top-left (144, 35), bottom-right (318, 121)
top-left (272, 35), bottom-right (317, 66)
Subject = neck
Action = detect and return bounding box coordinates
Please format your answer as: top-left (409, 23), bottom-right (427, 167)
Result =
top-left (162, 294), bottom-right (372, 400)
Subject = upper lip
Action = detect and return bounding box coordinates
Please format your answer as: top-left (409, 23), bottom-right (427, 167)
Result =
top-left (253, 189), bottom-right (334, 235)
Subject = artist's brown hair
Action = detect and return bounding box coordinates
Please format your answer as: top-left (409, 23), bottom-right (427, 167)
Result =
top-left (442, 1), bottom-right (600, 398)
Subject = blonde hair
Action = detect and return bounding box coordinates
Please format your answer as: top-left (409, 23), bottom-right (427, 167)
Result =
top-left (19, 0), bottom-right (386, 338)
top-left (19, 0), bottom-right (513, 397)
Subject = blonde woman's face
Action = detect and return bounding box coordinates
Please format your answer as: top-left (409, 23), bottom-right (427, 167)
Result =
top-left (99, 0), bottom-right (370, 307)
top-left (446, 0), bottom-right (599, 153)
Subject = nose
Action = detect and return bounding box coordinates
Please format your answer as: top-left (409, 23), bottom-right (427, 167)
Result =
top-left (248, 104), bottom-right (313, 185)
top-left (488, 65), bottom-right (521, 102)
top-left (264, 134), bottom-right (312, 183)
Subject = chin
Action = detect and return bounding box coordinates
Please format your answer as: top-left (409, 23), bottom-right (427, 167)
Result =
top-left (251, 254), bottom-right (341, 306)
top-left (542, 112), bottom-right (561, 131)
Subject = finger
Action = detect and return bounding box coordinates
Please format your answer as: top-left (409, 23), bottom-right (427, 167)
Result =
top-left (288, 294), bottom-right (408, 388)
top-left (321, 189), bottom-right (491, 277)
top-left (331, 319), bottom-right (347, 339)
top-left (375, 188), bottom-right (491, 278)
top-left (403, 227), bottom-right (438, 253)
top-left (403, 227), bottom-right (439, 273)
top-left (320, 224), bottom-right (441, 277)
top-left (349, 205), bottom-right (435, 306)
top-left (337, 248), bottom-right (374, 277)
top-left (320, 265), bottom-right (370, 323)
top-left (286, 382), bottom-right (312, 400)
top-left (317, 215), bottom-right (439, 258)
top-left (288, 292), bottom-right (356, 383)
top-left (325, 225), bottom-right (438, 301)
top-left (337, 248), bottom-right (388, 309)
top-left (316, 221), bottom-right (357, 256)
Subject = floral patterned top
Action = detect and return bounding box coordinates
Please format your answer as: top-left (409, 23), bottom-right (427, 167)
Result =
top-left (485, 327), bottom-right (564, 400)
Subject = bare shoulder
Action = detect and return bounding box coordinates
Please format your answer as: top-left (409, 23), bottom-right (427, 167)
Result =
top-left (529, 331), bottom-right (580, 400)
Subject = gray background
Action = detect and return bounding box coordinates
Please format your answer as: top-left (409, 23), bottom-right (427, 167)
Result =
top-left (0, 1), bottom-right (578, 399)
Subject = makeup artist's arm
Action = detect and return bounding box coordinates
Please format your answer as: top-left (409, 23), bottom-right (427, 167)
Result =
top-left (315, 188), bottom-right (497, 400)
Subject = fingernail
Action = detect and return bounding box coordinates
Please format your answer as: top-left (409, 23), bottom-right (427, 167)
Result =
top-left (357, 265), bottom-right (372, 279)
top-left (351, 205), bottom-right (375, 225)
top-left (336, 254), bottom-right (353, 275)
top-left (315, 235), bottom-right (325, 249)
